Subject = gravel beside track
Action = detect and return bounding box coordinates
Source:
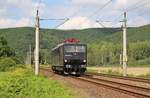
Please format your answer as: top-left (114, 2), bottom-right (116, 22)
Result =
top-left (87, 72), bottom-right (150, 83)
top-left (78, 74), bottom-right (150, 98)
top-left (40, 67), bottom-right (139, 98)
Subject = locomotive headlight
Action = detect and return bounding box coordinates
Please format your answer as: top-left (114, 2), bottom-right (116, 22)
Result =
top-left (83, 60), bottom-right (86, 62)
top-left (64, 59), bottom-right (67, 62)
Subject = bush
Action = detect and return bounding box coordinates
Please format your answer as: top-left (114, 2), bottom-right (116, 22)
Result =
top-left (137, 57), bottom-right (150, 65)
top-left (0, 68), bottom-right (74, 98)
top-left (0, 57), bottom-right (16, 71)
top-left (107, 69), bottom-right (122, 75)
top-left (128, 57), bottom-right (150, 66)
top-left (11, 56), bottom-right (24, 64)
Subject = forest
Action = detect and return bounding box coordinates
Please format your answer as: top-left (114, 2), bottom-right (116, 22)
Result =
top-left (0, 24), bottom-right (150, 66)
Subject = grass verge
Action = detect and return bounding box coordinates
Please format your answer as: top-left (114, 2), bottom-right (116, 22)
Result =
top-left (0, 67), bottom-right (74, 98)
top-left (87, 67), bottom-right (150, 78)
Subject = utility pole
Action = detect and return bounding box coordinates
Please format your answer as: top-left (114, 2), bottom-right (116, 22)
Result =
top-left (29, 45), bottom-right (32, 66)
top-left (120, 54), bottom-right (122, 65)
top-left (25, 45), bottom-right (32, 67)
top-left (35, 10), bottom-right (40, 75)
top-left (122, 12), bottom-right (128, 76)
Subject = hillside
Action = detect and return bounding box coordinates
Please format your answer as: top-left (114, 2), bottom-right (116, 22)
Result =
top-left (0, 24), bottom-right (150, 64)
top-left (0, 27), bottom-right (121, 53)
top-left (108, 24), bottom-right (150, 43)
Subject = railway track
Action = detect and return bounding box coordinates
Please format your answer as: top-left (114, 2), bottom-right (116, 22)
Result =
top-left (40, 67), bottom-right (150, 98)
top-left (86, 72), bottom-right (150, 84)
top-left (75, 74), bottom-right (150, 98)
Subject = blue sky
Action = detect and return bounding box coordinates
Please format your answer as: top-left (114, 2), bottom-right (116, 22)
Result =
top-left (0, 0), bottom-right (150, 29)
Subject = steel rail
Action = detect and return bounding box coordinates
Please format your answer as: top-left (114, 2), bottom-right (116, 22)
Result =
top-left (86, 72), bottom-right (150, 83)
top-left (76, 76), bottom-right (150, 98)
top-left (40, 67), bottom-right (150, 97)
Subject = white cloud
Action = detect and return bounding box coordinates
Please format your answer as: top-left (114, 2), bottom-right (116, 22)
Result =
top-left (59, 16), bottom-right (103, 29)
top-left (7, 0), bottom-right (38, 17)
top-left (0, 0), bottom-right (149, 29)
top-left (128, 16), bottom-right (149, 27)
top-left (62, 0), bottom-right (150, 29)
top-left (71, 0), bottom-right (107, 5)
top-left (0, 18), bottom-right (31, 28)
top-left (116, 0), bottom-right (127, 6)
top-left (0, 0), bottom-right (44, 28)
top-left (15, 18), bottom-right (31, 27)
top-left (0, 9), bottom-right (7, 18)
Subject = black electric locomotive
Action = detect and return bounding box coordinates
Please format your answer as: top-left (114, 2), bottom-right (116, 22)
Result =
top-left (51, 38), bottom-right (87, 75)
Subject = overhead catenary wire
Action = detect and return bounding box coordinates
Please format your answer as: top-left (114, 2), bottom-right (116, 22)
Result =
top-left (55, 18), bottom-right (70, 28)
top-left (55, 6), bottom-right (84, 28)
top-left (77, 0), bottom-right (112, 28)
top-left (98, 0), bottom-right (145, 26)
top-left (36, 0), bottom-right (150, 29)
top-left (112, 0), bottom-right (147, 22)
top-left (39, 17), bottom-right (69, 29)
top-left (40, 18), bottom-right (68, 21)
top-left (128, 9), bottom-right (150, 21)
top-left (35, 0), bottom-right (70, 29)
top-left (56, 4), bottom-right (88, 28)
top-left (125, 0), bottom-right (146, 11)
top-left (126, 0), bottom-right (150, 26)
top-left (56, 0), bottom-right (112, 29)
top-left (138, 10), bottom-right (150, 16)
top-left (87, 0), bottom-right (150, 28)
top-left (95, 20), bottom-right (106, 28)
top-left (112, 13), bottom-right (124, 22)
top-left (68, 6), bottom-right (85, 18)
top-left (126, 0), bottom-right (150, 12)
top-left (88, 0), bottom-right (112, 18)
top-left (110, 0), bottom-right (150, 25)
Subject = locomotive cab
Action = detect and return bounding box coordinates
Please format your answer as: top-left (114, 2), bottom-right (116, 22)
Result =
top-left (51, 38), bottom-right (87, 76)
top-left (63, 44), bottom-right (87, 75)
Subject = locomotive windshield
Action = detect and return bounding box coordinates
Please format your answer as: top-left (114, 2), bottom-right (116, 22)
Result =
top-left (64, 45), bottom-right (85, 53)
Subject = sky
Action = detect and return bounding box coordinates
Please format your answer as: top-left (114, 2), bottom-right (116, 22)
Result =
top-left (0, 0), bottom-right (150, 29)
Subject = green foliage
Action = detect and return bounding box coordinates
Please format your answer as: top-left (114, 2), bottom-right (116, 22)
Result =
top-left (88, 41), bottom-right (121, 66)
top-left (0, 24), bottom-right (150, 66)
top-left (138, 72), bottom-right (150, 78)
top-left (11, 56), bottom-right (24, 64)
top-left (129, 41), bottom-right (150, 60)
top-left (0, 37), bottom-right (15, 57)
top-left (0, 68), bottom-right (74, 98)
top-left (0, 37), bottom-right (7, 46)
top-left (0, 27), bottom-right (121, 64)
top-left (0, 45), bottom-right (15, 57)
top-left (104, 69), bottom-right (122, 76)
top-left (0, 57), bottom-right (16, 71)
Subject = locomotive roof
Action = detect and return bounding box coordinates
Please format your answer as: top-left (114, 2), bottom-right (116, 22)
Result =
top-left (52, 43), bottom-right (86, 51)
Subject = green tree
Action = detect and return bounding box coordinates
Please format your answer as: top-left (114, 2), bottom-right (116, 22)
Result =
top-left (0, 37), bottom-right (15, 57)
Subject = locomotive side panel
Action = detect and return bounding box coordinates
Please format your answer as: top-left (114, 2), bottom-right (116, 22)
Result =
top-left (51, 44), bottom-right (64, 73)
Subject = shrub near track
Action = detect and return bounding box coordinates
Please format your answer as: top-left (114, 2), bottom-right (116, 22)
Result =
top-left (0, 57), bottom-right (16, 71)
top-left (0, 68), bottom-right (73, 98)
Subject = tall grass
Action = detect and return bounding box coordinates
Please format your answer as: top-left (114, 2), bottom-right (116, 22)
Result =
top-left (0, 68), bottom-right (74, 98)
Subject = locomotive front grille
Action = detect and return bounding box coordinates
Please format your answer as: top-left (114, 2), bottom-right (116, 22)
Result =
top-left (64, 59), bottom-right (83, 65)
top-left (70, 59), bottom-right (80, 63)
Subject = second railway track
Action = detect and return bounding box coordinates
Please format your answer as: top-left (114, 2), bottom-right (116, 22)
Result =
top-left (74, 74), bottom-right (150, 98)
top-left (86, 72), bottom-right (150, 84)
top-left (76, 76), bottom-right (150, 98)
top-left (40, 67), bottom-right (150, 98)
